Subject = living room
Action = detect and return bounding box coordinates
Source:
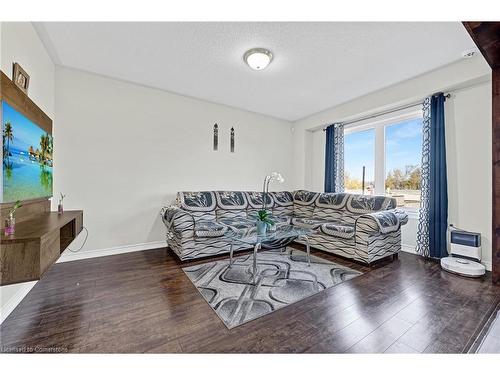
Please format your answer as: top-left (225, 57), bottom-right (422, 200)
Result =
top-left (1, 1), bottom-right (500, 371)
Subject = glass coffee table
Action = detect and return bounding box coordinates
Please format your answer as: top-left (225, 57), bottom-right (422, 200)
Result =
top-left (224, 224), bottom-right (312, 282)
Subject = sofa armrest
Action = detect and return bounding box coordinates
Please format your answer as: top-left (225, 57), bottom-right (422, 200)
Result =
top-left (355, 209), bottom-right (408, 235)
top-left (161, 206), bottom-right (195, 237)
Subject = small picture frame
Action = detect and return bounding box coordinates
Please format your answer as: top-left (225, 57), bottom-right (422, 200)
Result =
top-left (12, 62), bottom-right (30, 94)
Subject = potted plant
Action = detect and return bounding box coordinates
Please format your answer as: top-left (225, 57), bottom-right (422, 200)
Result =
top-left (256, 209), bottom-right (274, 235)
top-left (4, 200), bottom-right (22, 236)
top-left (256, 172), bottom-right (285, 235)
top-left (58, 193), bottom-right (66, 214)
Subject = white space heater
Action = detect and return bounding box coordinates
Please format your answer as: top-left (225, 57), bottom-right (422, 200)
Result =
top-left (440, 226), bottom-right (485, 277)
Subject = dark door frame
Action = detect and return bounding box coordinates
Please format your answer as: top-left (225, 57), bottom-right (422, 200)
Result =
top-left (463, 22), bottom-right (500, 284)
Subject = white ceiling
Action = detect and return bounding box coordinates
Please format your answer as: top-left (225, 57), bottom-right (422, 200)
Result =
top-left (36, 22), bottom-right (476, 121)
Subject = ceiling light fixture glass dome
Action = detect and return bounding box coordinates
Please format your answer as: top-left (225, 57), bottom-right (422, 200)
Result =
top-left (243, 48), bottom-right (273, 70)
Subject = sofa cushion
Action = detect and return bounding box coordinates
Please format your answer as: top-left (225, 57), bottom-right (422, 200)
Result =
top-left (272, 191), bottom-right (294, 206)
top-left (219, 218), bottom-right (256, 234)
top-left (177, 191), bottom-right (217, 222)
top-left (291, 217), bottom-right (326, 229)
top-left (320, 222), bottom-right (355, 239)
top-left (313, 192), bottom-right (349, 221)
top-left (245, 191), bottom-right (274, 209)
top-left (194, 221), bottom-right (228, 238)
top-left (271, 191), bottom-right (294, 216)
top-left (215, 191), bottom-right (248, 210)
top-left (217, 209), bottom-right (247, 220)
top-left (346, 195), bottom-right (396, 214)
top-left (245, 191), bottom-right (274, 218)
top-left (315, 193), bottom-right (350, 209)
top-left (215, 191), bottom-right (249, 220)
top-left (178, 191), bottom-right (216, 211)
top-left (293, 190), bottom-right (319, 218)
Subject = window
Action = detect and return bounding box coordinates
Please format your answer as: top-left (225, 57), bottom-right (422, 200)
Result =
top-left (385, 118), bottom-right (423, 209)
top-left (342, 110), bottom-right (423, 211)
top-left (344, 129), bottom-right (375, 195)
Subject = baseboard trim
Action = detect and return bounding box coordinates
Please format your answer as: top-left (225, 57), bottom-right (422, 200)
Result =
top-left (57, 240), bottom-right (166, 263)
top-left (0, 281), bottom-right (37, 325)
top-left (401, 244), bottom-right (417, 254)
top-left (482, 260), bottom-right (492, 272)
top-left (1, 240), bottom-right (167, 325)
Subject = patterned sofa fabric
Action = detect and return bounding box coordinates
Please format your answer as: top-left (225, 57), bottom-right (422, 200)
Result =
top-left (245, 191), bottom-right (274, 217)
top-left (268, 214), bottom-right (291, 226)
top-left (177, 191), bottom-right (217, 222)
top-left (162, 190), bottom-right (408, 264)
top-left (270, 191), bottom-right (294, 217)
top-left (218, 217), bottom-right (256, 234)
top-left (293, 190), bottom-right (319, 218)
top-left (355, 208), bottom-right (408, 235)
top-left (313, 192), bottom-right (350, 222)
top-left (306, 193), bottom-right (406, 263)
top-left (247, 211), bottom-right (291, 226)
top-left (342, 194), bottom-right (396, 224)
top-left (194, 221), bottom-right (228, 238)
top-left (291, 217), bottom-right (327, 230)
top-left (245, 191), bottom-right (274, 208)
top-left (215, 191), bottom-right (249, 220)
top-left (161, 206), bottom-right (195, 238)
top-left (320, 222), bottom-right (355, 239)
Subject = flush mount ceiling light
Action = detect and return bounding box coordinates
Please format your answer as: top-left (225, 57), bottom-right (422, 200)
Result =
top-left (243, 48), bottom-right (273, 71)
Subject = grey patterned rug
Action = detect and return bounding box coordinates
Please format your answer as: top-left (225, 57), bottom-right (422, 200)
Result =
top-left (182, 248), bottom-right (362, 329)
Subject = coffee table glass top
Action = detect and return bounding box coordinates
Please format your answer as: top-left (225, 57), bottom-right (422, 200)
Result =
top-left (223, 224), bottom-right (311, 245)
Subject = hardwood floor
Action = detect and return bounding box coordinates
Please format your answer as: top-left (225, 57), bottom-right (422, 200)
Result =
top-left (1, 246), bottom-right (499, 353)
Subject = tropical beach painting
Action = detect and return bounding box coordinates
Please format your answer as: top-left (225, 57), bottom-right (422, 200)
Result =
top-left (2, 100), bottom-right (53, 202)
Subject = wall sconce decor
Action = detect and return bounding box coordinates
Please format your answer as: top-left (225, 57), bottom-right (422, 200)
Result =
top-left (230, 127), bottom-right (235, 153)
top-left (213, 123), bottom-right (218, 151)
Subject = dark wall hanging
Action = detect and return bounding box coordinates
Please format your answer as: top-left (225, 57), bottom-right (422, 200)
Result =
top-left (213, 123), bottom-right (218, 151)
top-left (230, 127), bottom-right (235, 153)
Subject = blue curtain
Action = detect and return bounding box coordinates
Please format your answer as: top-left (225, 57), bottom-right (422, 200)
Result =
top-left (428, 93), bottom-right (448, 258)
top-left (416, 93), bottom-right (448, 258)
top-left (324, 123), bottom-right (344, 193)
top-left (324, 125), bottom-right (336, 192)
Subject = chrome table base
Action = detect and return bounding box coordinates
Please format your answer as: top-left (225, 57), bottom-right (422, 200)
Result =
top-left (229, 235), bottom-right (311, 283)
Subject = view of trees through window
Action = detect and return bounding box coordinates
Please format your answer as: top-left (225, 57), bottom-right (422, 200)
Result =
top-left (342, 116), bottom-right (423, 209)
top-left (385, 118), bottom-right (423, 208)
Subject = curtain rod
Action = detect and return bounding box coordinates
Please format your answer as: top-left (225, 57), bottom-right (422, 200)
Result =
top-left (322, 93), bottom-right (450, 131)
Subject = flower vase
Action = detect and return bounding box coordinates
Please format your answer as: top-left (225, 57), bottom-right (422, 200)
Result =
top-left (58, 203), bottom-right (64, 215)
top-left (256, 220), bottom-right (267, 235)
top-left (4, 215), bottom-right (15, 236)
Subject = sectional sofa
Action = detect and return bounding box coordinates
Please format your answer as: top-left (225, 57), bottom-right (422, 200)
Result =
top-left (161, 190), bottom-right (408, 264)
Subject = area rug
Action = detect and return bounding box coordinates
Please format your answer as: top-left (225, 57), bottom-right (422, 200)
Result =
top-left (182, 248), bottom-right (362, 329)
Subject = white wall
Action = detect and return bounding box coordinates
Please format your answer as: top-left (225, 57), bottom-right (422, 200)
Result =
top-left (54, 66), bottom-right (294, 253)
top-left (1, 22), bottom-right (55, 118)
top-left (310, 129), bottom-right (326, 192)
top-left (446, 82), bottom-right (492, 269)
top-left (0, 22), bottom-right (55, 323)
top-left (292, 57), bottom-right (493, 269)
